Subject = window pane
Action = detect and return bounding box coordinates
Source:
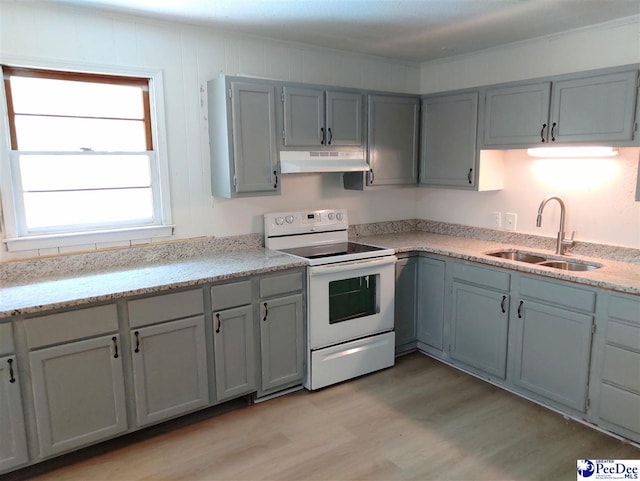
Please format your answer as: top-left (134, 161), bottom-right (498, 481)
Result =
top-left (15, 116), bottom-right (147, 151)
top-left (10, 76), bottom-right (144, 119)
top-left (19, 154), bottom-right (151, 191)
top-left (24, 188), bottom-right (154, 230)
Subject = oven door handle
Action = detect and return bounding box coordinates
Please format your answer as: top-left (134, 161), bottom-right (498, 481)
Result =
top-left (308, 256), bottom-right (397, 275)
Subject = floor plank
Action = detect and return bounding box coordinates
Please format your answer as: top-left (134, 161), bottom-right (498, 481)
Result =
top-left (11, 353), bottom-right (639, 481)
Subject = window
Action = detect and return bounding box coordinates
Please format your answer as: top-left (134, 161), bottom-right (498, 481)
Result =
top-left (0, 65), bottom-right (172, 251)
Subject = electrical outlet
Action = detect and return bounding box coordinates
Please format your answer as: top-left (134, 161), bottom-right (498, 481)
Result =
top-left (505, 212), bottom-right (517, 231)
top-left (492, 212), bottom-right (502, 229)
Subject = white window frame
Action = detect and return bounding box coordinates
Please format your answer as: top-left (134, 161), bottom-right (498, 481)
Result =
top-left (0, 57), bottom-right (173, 252)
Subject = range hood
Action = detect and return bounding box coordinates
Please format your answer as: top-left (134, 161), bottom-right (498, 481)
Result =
top-left (279, 150), bottom-right (369, 173)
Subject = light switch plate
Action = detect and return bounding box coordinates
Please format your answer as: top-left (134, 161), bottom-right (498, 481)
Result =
top-left (492, 212), bottom-right (502, 229)
top-left (505, 213), bottom-right (517, 231)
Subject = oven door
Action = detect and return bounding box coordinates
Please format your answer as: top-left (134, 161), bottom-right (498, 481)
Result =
top-left (307, 256), bottom-right (396, 349)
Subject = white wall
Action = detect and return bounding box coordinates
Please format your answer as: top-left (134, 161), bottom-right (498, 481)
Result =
top-left (0, 1), bottom-right (420, 260)
top-left (418, 16), bottom-right (640, 249)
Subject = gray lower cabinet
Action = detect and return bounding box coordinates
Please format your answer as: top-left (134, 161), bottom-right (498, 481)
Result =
top-left (592, 293), bottom-right (640, 442)
top-left (511, 275), bottom-right (595, 412)
top-left (416, 255), bottom-right (446, 352)
top-left (208, 77), bottom-right (279, 197)
top-left (212, 305), bottom-right (256, 402)
top-left (0, 354), bottom-right (28, 473)
top-left (29, 334), bottom-right (128, 457)
top-left (130, 316), bottom-right (209, 427)
top-left (449, 282), bottom-right (509, 379)
top-left (420, 91), bottom-right (478, 188)
top-left (395, 255), bottom-right (418, 354)
top-left (259, 294), bottom-right (304, 393)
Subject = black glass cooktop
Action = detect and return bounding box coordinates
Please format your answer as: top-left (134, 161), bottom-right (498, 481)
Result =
top-left (279, 242), bottom-right (385, 260)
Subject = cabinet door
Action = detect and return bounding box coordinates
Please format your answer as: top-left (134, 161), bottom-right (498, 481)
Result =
top-left (213, 305), bottom-right (256, 402)
top-left (512, 299), bottom-right (593, 411)
top-left (326, 91), bottom-right (363, 146)
top-left (450, 283), bottom-right (509, 379)
top-left (550, 70), bottom-right (638, 143)
top-left (131, 316), bottom-right (209, 426)
top-left (231, 81), bottom-right (278, 193)
top-left (30, 335), bottom-right (127, 457)
top-left (0, 355), bottom-right (28, 472)
top-left (282, 86), bottom-right (324, 146)
top-left (416, 256), bottom-right (445, 351)
top-left (483, 82), bottom-right (551, 146)
top-left (395, 257), bottom-right (418, 351)
top-left (420, 92), bottom-right (478, 187)
top-left (368, 95), bottom-right (419, 186)
top-left (260, 294), bottom-right (304, 392)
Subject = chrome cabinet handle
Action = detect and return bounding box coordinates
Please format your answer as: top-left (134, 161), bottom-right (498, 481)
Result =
top-left (215, 313), bottom-right (221, 333)
top-left (467, 168), bottom-right (473, 184)
top-left (540, 123), bottom-right (547, 142)
top-left (551, 122), bottom-right (557, 141)
top-left (134, 331), bottom-right (140, 353)
top-left (327, 128), bottom-right (333, 145)
top-left (8, 358), bottom-right (15, 383)
top-left (112, 336), bottom-right (119, 359)
top-left (263, 302), bottom-right (268, 321)
top-left (273, 170), bottom-right (278, 189)
top-left (517, 300), bottom-right (524, 319)
top-left (501, 295), bottom-right (507, 313)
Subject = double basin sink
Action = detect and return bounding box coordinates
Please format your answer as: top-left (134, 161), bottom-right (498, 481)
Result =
top-left (486, 249), bottom-right (601, 271)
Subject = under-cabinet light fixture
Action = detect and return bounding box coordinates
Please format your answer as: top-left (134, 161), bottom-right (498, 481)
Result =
top-left (527, 146), bottom-right (619, 158)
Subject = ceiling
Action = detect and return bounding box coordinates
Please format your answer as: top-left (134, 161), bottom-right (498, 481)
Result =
top-left (48, 0), bottom-right (640, 62)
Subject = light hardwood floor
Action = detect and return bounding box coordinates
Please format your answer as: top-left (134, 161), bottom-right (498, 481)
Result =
top-left (11, 353), bottom-right (639, 481)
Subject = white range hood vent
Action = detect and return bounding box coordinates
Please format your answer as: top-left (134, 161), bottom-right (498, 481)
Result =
top-left (279, 150), bottom-right (368, 174)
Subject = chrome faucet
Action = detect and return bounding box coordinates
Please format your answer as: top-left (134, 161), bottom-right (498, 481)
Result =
top-left (536, 195), bottom-right (575, 255)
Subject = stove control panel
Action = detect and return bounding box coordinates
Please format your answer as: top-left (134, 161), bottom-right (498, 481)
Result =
top-left (264, 209), bottom-right (348, 237)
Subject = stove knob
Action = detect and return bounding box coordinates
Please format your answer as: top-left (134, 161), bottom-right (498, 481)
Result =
top-left (336, 212), bottom-right (344, 221)
top-left (275, 217), bottom-right (284, 226)
top-left (328, 212), bottom-right (335, 220)
top-left (285, 215), bottom-right (294, 224)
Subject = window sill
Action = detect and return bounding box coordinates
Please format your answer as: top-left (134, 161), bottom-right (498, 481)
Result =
top-left (3, 225), bottom-right (174, 252)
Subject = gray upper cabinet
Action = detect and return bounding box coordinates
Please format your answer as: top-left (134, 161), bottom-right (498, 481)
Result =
top-left (416, 255), bottom-right (446, 352)
top-left (482, 68), bottom-right (639, 147)
top-left (367, 94), bottom-right (420, 186)
top-left (550, 70), bottom-right (638, 143)
top-left (130, 316), bottom-right (209, 427)
top-left (212, 304), bottom-right (256, 402)
top-left (282, 86), bottom-right (363, 148)
top-left (482, 82), bottom-right (551, 147)
top-left (259, 294), bottom-right (304, 393)
top-left (29, 334), bottom-right (128, 457)
top-left (0, 354), bottom-right (28, 473)
top-left (395, 256), bottom-right (418, 354)
top-left (208, 77), bottom-right (279, 198)
top-left (420, 92), bottom-right (478, 188)
top-left (511, 275), bottom-right (595, 412)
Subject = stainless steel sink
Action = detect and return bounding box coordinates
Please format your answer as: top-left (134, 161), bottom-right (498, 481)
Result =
top-left (486, 250), bottom-right (547, 263)
top-left (537, 260), bottom-right (601, 271)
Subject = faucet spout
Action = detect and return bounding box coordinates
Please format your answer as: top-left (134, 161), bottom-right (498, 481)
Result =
top-left (535, 195), bottom-right (574, 255)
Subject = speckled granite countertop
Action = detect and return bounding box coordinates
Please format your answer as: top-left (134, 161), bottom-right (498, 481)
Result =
top-left (0, 249), bottom-right (305, 319)
top-left (357, 231), bottom-right (640, 295)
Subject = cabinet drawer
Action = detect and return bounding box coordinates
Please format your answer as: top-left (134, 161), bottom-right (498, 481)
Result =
top-left (519, 276), bottom-right (595, 312)
top-left (211, 280), bottom-right (252, 311)
top-left (25, 304), bottom-right (118, 349)
top-left (599, 383), bottom-right (640, 433)
top-left (128, 289), bottom-right (204, 328)
top-left (259, 271), bottom-right (303, 298)
top-left (0, 323), bottom-right (14, 355)
top-left (602, 345), bottom-right (640, 393)
top-left (452, 262), bottom-right (509, 291)
top-left (608, 295), bottom-right (640, 326)
top-left (606, 320), bottom-right (640, 352)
